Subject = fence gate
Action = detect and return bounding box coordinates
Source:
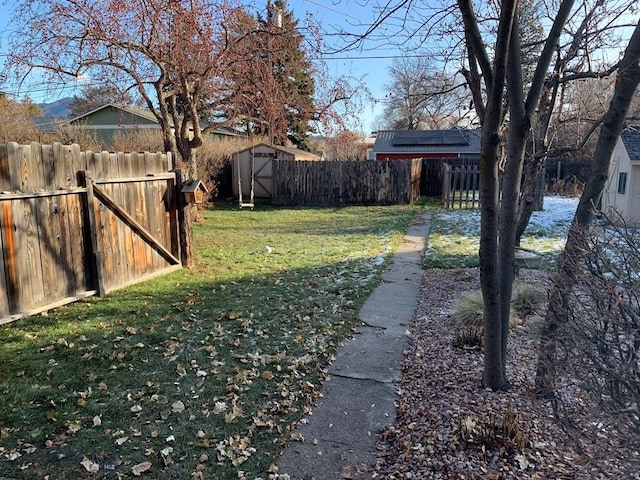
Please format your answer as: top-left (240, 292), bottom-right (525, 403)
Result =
top-left (442, 163), bottom-right (481, 208)
top-left (0, 142), bottom-right (181, 325)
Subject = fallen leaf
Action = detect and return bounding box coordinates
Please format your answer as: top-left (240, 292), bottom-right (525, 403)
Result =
top-left (515, 453), bottom-right (530, 470)
top-left (67, 421), bottom-right (82, 433)
top-left (130, 404), bottom-right (143, 413)
top-left (93, 416), bottom-right (102, 427)
top-left (131, 461), bottom-right (152, 476)
top-left (213, 401), bottom-right (227, 414)
top-left (80, 457), bottom-right (100, 473)
top-left (160, 446), bottom-right (173, 457)
top-left (171, 401), bottom-right (185, 413)
top-left (115, 436), bottom-right (128, 445)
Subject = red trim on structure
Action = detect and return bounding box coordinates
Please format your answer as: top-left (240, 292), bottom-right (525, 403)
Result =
top-left (375, 152), bottom-right (459, 161)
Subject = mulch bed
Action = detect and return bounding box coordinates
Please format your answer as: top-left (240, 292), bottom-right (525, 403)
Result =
top-left (374, 268), bottom-right (639, 480)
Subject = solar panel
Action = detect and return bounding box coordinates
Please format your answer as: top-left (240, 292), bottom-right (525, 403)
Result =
top-left (392, 130), bottom-right (470, 146)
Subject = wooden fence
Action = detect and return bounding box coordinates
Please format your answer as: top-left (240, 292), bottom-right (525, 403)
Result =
top-left (422, 157), bottom-right (480, 196)
top-left (442, 163), bottom-right (482, 208)
top-left (0, 142), bottom-right (181, 325)
top-left (442, 162), bottom-right (546, 210)
top-left (271, 159), bottom-right (422, 206)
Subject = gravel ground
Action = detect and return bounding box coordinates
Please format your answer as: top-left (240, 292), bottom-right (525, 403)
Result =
top-left (374, 268), bottom-right (640, 480)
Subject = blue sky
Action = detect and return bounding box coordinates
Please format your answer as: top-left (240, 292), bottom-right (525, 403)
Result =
top-left (292, 0), bottom-right (398, 132)
top-left (0, 0), bottom-right (401, 132)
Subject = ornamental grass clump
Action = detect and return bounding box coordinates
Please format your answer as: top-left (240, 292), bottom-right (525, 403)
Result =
top-left (511, 283), bottom-right (545, 317)
top-left (448, 290), bottom-right (484, 330)
top-left (455, 402), bottom-right (529, 455)
top-left (449, 287), bottom-right (542, 349)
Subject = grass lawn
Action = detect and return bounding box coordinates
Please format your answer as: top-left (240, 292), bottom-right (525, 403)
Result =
top-left (0, 201), bottom-right (422, 479)
top-left (424, 199), bottom-right (574, 268)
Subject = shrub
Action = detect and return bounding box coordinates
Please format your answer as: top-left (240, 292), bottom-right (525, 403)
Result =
top-left (555, 219), bottom-right (640, 425)
top-left (448, 289), bottom-right (525, 332)
top-left (511, 283), bottom-right (545, 317)
top-left (448, 290), bottom-right (484, 330)
top-left (451, 328), bottom-right (484, 350)
top-left (51, 119), bottom-right (102, 150)
top-left (112, 128), bottom-right (164, 153)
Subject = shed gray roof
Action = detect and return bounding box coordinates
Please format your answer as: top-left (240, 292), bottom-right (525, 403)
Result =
top-left (621, 126), bottom-right (640, 161)
top-left (233, 143), bottom-right (321, 160)
top-left (373, 129), bottom-right (482, 155)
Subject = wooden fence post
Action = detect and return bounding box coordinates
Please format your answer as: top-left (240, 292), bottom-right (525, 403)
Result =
top-left (78, 170), bottom-right (106, 297)
top-left (175, 169), bottom-right (194, 269)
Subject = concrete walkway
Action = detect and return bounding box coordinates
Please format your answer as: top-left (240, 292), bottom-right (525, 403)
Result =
top-left (278, 213), bottom-right (431, 480)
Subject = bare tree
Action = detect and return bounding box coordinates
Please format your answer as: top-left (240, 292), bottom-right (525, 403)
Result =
top-left (536, 19), bottom-right (640, 395)
top-left (379, 57), bottom-right (473, 130)
top-left (0, 94), bottom-right (43, 143)
top-left (3, 0), bottom-right (247, 168)
top-left (321, 130), bottom-right (368, 161)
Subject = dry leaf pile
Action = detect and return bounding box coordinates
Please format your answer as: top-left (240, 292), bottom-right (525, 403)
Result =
top-left (375, 268), bottom-right (638, 480)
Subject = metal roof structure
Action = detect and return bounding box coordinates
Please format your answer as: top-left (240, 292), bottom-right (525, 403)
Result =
top-left (373, 129), bottom-right (482, 156)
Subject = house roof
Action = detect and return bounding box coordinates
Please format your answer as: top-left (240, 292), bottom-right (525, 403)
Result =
top-left (272, 144), bottom-right (321, 160)
top-left (67, 104), bottom-right (159, 124)
top-left (234, 143), bottom-right (321, 161)
top-left (621, 126), bottom-right (640, 161)
top-left (373, 129), bottom-right (482, 155)
top-left (63, 104), bottom-right (247, 137)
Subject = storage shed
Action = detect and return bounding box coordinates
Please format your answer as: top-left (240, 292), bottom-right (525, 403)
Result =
top-left (602, 127), bottom-right (640, 225)
top-left (232, 143), bottom-right (321, 200)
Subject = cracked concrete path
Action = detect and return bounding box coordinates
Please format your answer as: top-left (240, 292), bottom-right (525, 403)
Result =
top-left (277, 213), bottom-right (431, 480)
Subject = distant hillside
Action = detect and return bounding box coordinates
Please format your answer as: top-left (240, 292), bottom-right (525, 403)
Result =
top-left (38, 97), bottom-right (74, 118)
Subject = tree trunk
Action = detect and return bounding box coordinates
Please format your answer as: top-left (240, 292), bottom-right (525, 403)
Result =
top-left (175, 169), bottom-right (195, 269)
top-left (516, 159), bottom-right (545, 245)
top-left (498, 16), bottom-right (528, 376)
top-left (536, 20), bottom-right (640, 395)
top-left (476, 0), bottom-right (517, 391)
top-left (457, 0), bottom-right (575, 391)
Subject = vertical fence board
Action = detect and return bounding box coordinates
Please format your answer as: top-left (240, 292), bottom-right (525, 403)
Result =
top-left (67, 192), bottom-right (87, 294)
top-left (0, 201), bottom-right (12, 315)
top-left (16, 196), bottom-right (46, 308)
top-left (37, 194), bottom-right (65, 303)
top-left (0, 144), bottom-right (9, 191)
top-left (118, 152), bottom-right (137, 283)
top-left (6, 143), bottom-right (22, 192)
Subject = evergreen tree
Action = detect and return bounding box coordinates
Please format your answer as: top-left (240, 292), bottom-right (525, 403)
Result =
top-left (222, 1), bottom-right (316, 149)
top-left (268, 0), bottom-right (316, 149)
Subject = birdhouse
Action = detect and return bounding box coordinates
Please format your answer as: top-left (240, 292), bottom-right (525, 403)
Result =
top-left (181, 179), bottom-right (208, 204)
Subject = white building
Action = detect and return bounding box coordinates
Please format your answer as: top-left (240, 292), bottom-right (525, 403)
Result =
top-left (602, 127), bottom-right (640, 225)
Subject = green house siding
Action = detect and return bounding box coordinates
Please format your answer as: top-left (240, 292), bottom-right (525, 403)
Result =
top-left (70, 105), bottom-right (160, 149)
top-left (65, 104), bottom-right (245, 150)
